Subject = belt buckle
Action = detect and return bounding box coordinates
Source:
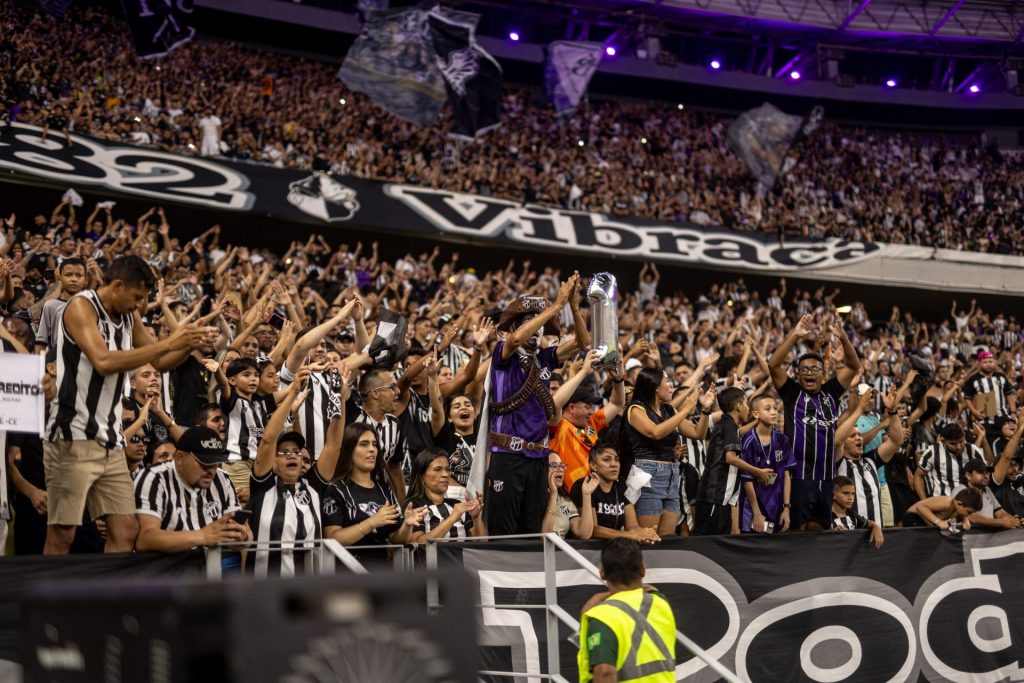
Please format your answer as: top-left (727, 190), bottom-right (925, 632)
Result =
top-left (509, 436), bottom-right (524, 452)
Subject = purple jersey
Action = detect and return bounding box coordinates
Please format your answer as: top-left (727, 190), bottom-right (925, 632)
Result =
top-left (488, 341), bottom-right (558, 458)
top-left (738, 428), bottom-right (795, 531)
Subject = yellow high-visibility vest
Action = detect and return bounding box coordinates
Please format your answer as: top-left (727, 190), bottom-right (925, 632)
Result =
top-left (578, 587), bottom-right (676, 683)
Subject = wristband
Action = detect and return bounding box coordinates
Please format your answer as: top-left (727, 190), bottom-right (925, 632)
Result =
top-left (886, 410), bottom-right (898, 416)
top-left (700, 409), bottom-right (712, 415)
top-left (613, 378), bottom-right (624, 384)
top-left (783, 503), bottom-right (792, 509)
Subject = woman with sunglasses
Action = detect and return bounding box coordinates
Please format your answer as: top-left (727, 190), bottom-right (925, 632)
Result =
top-left (405, 447), bottom-right (484, 541)
top-left (542, 451), bottom-right (596, 539)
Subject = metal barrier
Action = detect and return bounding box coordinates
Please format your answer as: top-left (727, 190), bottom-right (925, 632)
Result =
top-left (203, 539), bottom-right (417, 578)
top-left (424, 532), bottom-right (745, 683)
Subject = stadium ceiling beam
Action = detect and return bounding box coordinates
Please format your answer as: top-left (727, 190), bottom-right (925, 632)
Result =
top-left (929, 0), bottom-right (966, 37)
top-left (836, 0), bottom-right (873, 32)
top-left (954, 62), bottom-right (986, 92)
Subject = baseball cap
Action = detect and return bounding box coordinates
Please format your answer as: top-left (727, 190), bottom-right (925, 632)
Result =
top-left (978, 350), bottom-right (994, 360)
top-left (963, 458), bottom-right (993, 474)
top-left (625, 358), bottom-right (643, 372)
top-left (176, 427), bottom-right (230, 465)
top-left (277, 431), bottom-right (306, 451)
top-left (568, 380), bottom-right (602, 406)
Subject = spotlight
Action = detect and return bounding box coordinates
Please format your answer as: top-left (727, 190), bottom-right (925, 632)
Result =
top-left (605, 46), bottom-right (616, 56)
top-left (790, 71), bottom-right (801, 80)
top-left (885, 79), bottom-right (897, 88)
top-left (969, 84), bottom-right (980, 93)
top-left (677, 104), bottom-right (684, 110)
top-left (641, 137), bottom-right (647, 144)
top-left (577, 140), bottom-right (585, 147)
top-left (710, 59), bottom-right (721, 70)
top-left (508, 31), bottom-right (519, 41)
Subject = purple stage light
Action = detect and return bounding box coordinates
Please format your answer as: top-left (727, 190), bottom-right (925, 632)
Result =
top-left (789, 71), bottom-right (801, 80)
top-left (885, 79), bottom-right (897, 88)
top-left (969, 84), bottom-right (980, 93)
top-left (508, 31), bottom-right (520, 41)
top-left (710, 59), bottom-right (721, 70)
top-left (605, 46), bottom-right (617, 56)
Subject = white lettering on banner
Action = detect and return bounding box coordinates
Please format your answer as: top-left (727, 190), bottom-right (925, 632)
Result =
top-left (384, 184), bottom-right (882, 272)
top-left (0, 125), bottom-right (253, 210)
top-left (463, 534), bottom-right (1024, 682)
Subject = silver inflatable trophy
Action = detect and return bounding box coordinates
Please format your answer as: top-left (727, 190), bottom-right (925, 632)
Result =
top-left (587, 273), bottom-right (619, 368)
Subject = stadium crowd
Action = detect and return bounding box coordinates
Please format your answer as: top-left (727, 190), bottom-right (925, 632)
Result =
top-left (2, 3), bottom-right (1023, 254)
top-left (0, 190), bottom-right (1020, 572)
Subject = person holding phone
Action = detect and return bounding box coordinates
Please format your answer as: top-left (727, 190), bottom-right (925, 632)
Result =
top-left (134, 427), bottom-right (250, 553)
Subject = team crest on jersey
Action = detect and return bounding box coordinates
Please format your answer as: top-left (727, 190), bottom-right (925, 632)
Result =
top-left (359, 502), bottom-right (382, 517)
top-left (204, 501), bottom-right (221, 519)
top-left (293, 489), bottom-right (311, 506)
top-left (540, 368), bottom-right (552, 381)
top-left (492, 479), bottom-right (504, 493)
top-left (775, 450), bottom-right (784, 462)
top-left (322, 498), bottom-right (338, 516)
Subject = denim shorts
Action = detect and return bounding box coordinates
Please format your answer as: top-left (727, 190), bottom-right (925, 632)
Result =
top-left (634, 459), bottom-right (682, 517)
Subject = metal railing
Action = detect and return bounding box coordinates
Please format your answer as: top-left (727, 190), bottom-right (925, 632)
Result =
top-left (423, 532), bottom-right (745, 683)
top-left (203, 539), bottom-right (418, 578)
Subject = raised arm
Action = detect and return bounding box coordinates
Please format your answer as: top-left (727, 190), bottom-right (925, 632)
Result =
top-left (253, 367), bottom-right (309, 478)
top-left (502, 274), bottom-right (576, 361)
top-left (284, 300), bottom-right (355, 374)
top-left (831, 317), bottom-right (861, 388)
top-left (557, 272), bottom-right (590, 361)
top-left (768, 314), bottom-right (814, 389)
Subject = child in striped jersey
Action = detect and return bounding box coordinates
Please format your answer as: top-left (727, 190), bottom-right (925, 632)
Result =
top-left (831, 476), bottom-right (884, 549)
top-left (208, 357), bottom-right (265, 501)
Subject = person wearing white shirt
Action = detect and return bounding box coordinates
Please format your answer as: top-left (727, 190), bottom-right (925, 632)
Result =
top-left (198, 110), bottom-right (222, 157)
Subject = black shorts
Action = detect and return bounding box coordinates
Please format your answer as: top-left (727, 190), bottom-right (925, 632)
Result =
top-left (792, 479), bottom-right (834, 530)
top-left (484, 450), bottom-right (549, 536)
top-left (693, 501), bottom-right (732, 536)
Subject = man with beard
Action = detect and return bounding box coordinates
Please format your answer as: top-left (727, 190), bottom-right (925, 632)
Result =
top-left (964, 351), bottom-right (1016, 444)
top-left (484, 272), bottom-right (589, 535)
top-left (134, 427), bottom-right (250, 552)
top-left (768, 314), bottom-right (860, 530)
top-left (192, 403), bottom-right (227, 440)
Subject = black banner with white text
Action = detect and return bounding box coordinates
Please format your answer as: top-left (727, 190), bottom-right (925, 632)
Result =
top-left (438, 529), bottom-right (1024, 682)
top-left (1, 123), bottom-right (1020, 288)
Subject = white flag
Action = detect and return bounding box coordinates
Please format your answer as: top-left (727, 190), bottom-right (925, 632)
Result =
top-left (544, 41), bottom-right (604, 114)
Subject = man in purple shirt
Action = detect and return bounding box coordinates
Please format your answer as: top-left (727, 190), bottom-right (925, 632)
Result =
top-left (739, 395), bottom-right (795, 533)
top-left (486, 272), bottom-right (589, 535)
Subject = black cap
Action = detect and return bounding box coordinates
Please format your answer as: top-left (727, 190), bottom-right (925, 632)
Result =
top-left (337, 330), bottom-right (355, 342)
top-left (568, 379), bottom-right (602, 406)
top-left (963, 458), bottom-right (993, 474)
top-left (277, 431), bottom-right (305, 451)
top-left (176, 427), bottom-right (230, 465)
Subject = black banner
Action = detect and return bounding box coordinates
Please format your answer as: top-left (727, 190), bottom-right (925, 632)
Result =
top-left (438, 529), bottom-right (1024, 682)
top-left (0, 123), bottom-right (897, 273)
top-left (120, 0), bottom-right (195, 59)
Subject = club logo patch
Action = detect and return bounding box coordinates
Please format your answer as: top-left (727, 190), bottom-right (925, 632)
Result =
top-left (492, 479), bottom-right (504, 493)
top-left (287, 172), bottom-right (361, 223)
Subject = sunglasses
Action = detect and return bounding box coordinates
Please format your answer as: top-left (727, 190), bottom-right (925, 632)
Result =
top-left (129, 434), bottom-right (151, 444)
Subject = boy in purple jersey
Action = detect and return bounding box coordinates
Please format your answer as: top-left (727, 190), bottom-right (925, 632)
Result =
top-left (740, 395), bottom-right (795, 533)
top-left (484, 272), bottom-right (590, 535)
top-left (768, 314), bottom-right (860, 531)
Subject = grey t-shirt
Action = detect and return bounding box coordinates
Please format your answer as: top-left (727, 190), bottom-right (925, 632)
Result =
top-left (36, 298), bottom-right (68, 348)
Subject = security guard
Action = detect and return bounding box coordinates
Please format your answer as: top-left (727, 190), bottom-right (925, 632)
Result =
top-left (578, 538), bottom-right (676, 682)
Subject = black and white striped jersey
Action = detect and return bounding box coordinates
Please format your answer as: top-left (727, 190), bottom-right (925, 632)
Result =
top-left (221, 392), bottom-right (264, 462)
top-left (280, 367), bottom-right (342, 460)
top-left (135, 461), bottom-right (240, 532)
top-left (919, 443), bottom-right (984, 497)
top-left (408, 496), bottom-right (474, 538)
top-left (248, 467), bottom-right (329, 578)
top-left (353, 410), bottom-right (408, 469)
top-left (964, 373), bottom-right (1014, 425)
top-left (47, 290), bottom-right (134, 449)
top-left (836, 452), bottom-right (882, 525)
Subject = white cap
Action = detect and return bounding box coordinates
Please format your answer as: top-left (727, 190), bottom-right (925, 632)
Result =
top-left (625, 358), bottom-right (643, 372)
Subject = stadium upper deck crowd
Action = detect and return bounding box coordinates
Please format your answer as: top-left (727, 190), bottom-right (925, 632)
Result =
top-left (0, 187), bottom-right (1020, 570)
top-left (2, 3), bottom-right (1023, 255)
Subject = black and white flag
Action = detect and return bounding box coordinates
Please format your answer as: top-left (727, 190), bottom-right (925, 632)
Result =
top-left (727, 102), bottom-right (824, 189)
top-left (427, 8), bottom-right (503, 140)
top-left (339, 7), bottom-right (448, 127)
top-left (366, 309), bottom-right (408, 369)
top-left (544, 41), bottom-right (603, 115)
top-left (120, 0), bottom-right (195, 59)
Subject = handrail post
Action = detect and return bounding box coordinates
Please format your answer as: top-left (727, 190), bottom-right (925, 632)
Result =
top-left (425, 541), bottom-right (440, 614)
top-left (543, 534), bottom-right (561, 680)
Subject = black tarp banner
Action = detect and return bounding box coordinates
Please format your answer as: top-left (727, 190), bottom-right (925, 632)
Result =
top-left (437, 529), bottom-right (1024, 682)
top-left (0, 123), bottom-right (936, 273)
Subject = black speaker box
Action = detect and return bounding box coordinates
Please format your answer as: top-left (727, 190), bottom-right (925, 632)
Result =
top-left (22, 571), bottom-right (477, 683)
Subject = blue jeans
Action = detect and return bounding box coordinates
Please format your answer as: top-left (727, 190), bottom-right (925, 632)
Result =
top-left (634, 459), bottom-right (681, 517)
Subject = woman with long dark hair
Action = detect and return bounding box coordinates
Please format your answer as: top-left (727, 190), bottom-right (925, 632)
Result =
top-left (405, 447), bottom-right (485, 540)
top-left (626, 367), bottom-right (717, 537)
top-left (568, 442), bottom-right (659, 543)
top-left (322, 423), bottom-right (427, 560)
